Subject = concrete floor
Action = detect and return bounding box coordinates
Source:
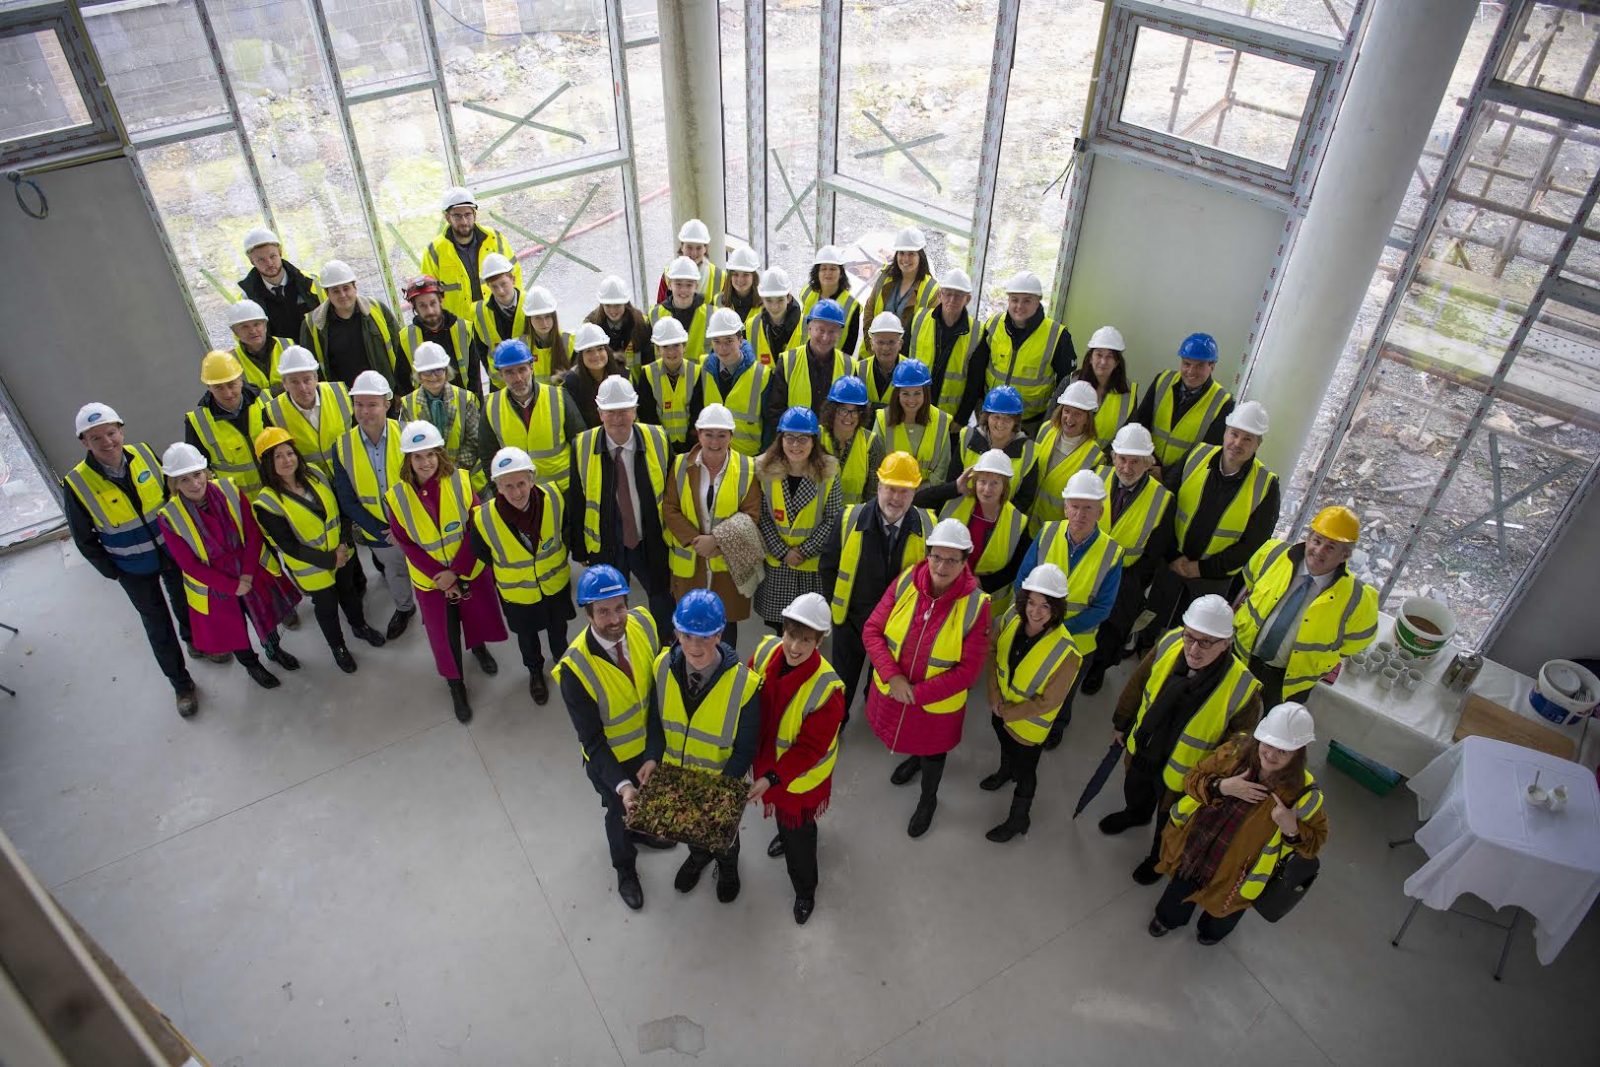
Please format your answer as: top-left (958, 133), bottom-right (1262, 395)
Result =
top-left (1, 536), bottom-right (1596, 1067)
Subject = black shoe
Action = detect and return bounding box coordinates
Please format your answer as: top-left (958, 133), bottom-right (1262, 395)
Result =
top-left (890, 755), bottom-right (921, 786)
top-left (1097, 810), bottom-right (1147, 836)
top-left (472, 646), bottom-right (498, 675)
top-left (332, 646), bottom-right (358, 673)
top-left (244, 662), bottom-right (281, 689)
top-left (628, 831), bottom-right (677, 850)
top-left (1147, 916), bottom-right (1170, 938)
top-left (908, 797), bottom-right (937, 838)
top-left (617, 869), bottom-right (643, 911)
top-left (448, 679), bottom-right (472, 723)
top-left (767, 833), bottom-right (786, 858)
top-left (793, 895), bottom-right (815, 925)
top-left (1080, 665), bottom-right (1107, 695)
top-left (1197, 931), bottom-right (1224, 947)
top-left (185, 642), bottom-right (204, 661)
top-left (979, 766), bottom-right (1013, 792)
top-left (352, 625), bottom-right (386, 648)
top-left (1043, 723), bottom-right (1066, 751)
top-left (282, 611), bottom-right (301, 631)
top-left (264, 640), bottom-right (300, 671)
top-left (384, 608), bottom-right (414, 640)
top-left (986, 796), bottom-right (1033, 843)
top-left (529, 668), bottom-right (548, 704)
top-left (1132, 858), bottom-right (1162, 886)
top-left (674, 853), bottom-right (710, 893)
top-left (175, 686), bottom-right (198, 718)
top-left (714, 859), bottom-right (741, 903)
top-left (205, 651), bottom-right (231, 664)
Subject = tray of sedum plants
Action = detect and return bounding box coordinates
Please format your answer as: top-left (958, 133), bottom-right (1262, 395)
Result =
top-left (625, 762), bottom-right (747, 852)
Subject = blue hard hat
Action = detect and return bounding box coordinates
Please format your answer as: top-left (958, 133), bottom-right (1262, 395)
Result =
top-left (891, 358), bottom-right (932, 389)
top-left (807, 298), bottom-right (847, 326)
top-left (827, 375), bottom-right (868, 406)
top-left (983, 385), bottom-right (1024, 416)
top-left (576, 564), bottom-right (629, 606)
top-left (673, 589), bottom-right (727, 637)
top-left (1177, 332), bottom-right (1218, 363)
top-left (777, 406), bottom-right (820, 435)
top-left (492, 339), bottom-right (533, 369)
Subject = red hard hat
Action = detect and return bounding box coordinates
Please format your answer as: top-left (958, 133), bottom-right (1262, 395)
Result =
top-left (404, 275), bottom-right (444, 301)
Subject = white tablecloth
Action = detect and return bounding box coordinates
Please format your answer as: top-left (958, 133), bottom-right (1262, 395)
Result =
top-left (1403, 735), bottom-right (1600, 965)
top-left (1306, 612), bottom-right (1599, 777)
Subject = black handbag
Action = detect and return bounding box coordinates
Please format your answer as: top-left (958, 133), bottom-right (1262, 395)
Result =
top-left (1251, 787), bottom-right (1319, 923)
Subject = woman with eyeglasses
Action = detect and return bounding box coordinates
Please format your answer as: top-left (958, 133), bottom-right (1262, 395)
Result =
top-left (819, 376), bottom-right (882, 506)
top-left (754, 407), bottom-right (844, 632)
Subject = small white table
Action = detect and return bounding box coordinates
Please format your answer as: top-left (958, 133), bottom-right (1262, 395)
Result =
top-left (1390, 735), bottom-right (1600, 973)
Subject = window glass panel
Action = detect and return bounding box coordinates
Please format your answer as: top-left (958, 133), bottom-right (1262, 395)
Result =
top-left (349, 91), bottom-right (448, 302)
top-left (1181, 1), bottom-right (1353, 41)
top-left (324, 0), bottom-right (429, 90)
top-left (719, 0), bottom-right (748, 243)
top-left (766, 0), bottom-right (821, 284)
top-left (626, 41), bottom-right (675, 288)
top-left (1501, 2), bottom-right (1600, 103)
top-left (83, 1), bottom-right (227, 134)
top-left (834, 196), bottom-right (967, 333)
top-left (620, 0), bottom-right (658, 43)
top-left (0, 406), bottom-right (63, 546)
top-left (0, 27), bottom-right (91, 143)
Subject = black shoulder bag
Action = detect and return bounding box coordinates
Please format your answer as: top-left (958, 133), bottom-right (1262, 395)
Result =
top-left (1251, 786), bottom-right (1320, 924)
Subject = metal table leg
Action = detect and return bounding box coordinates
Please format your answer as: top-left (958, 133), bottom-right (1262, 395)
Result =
top-left (1391, 898), bottom-right (1424, 946)
top-left (1493, 908), bottom-right (1520, 982)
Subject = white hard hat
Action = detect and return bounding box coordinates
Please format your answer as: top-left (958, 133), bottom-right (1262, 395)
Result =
top-left (1088, 325), bottom-right (1126, 351)
top-left (398, 420), bottom-right (445, 454)
top-left (665, 255), bottom-right (701, 282)
top-left (696, 403), bottom-right (736, 431)
top-left (226, 299), bottom-right (267, 327)
top-left (1111, 422), bottom-right (1155, 458)
top-left (1005, 271), bottom-right (1044, 296)
top-left (651, 316), bottom-right (689, 346)
top-left (939, 267), bottom-right (972, 293)
top-left (812, 244), bottom-right (847, 266)
top-left (350, 369), bottom-right (392, 398)
top-left (869, 311), bottom-right (905, 335)
top-left (523, 286), bottom-right (557, 316)
top-left (1057, 380), bottom-right (1100, 411)
top-left (596, 274), bottom-right (631, 304)
top-left (757, 267), bottom-right (792, 298)
top-left (1225, 399), bottom-right (1270, 436)
top-left (678, 218), bottom-right (711, 244)
top-left (781, 591), bottom-right (833, 634)
top-left (891, 226), bottom-right (926, 252)
top-left (277, 344), bottom-right (320, 376)
top-left (727, 245), bottom-right (761, 272)
top-left (971, 448), bottom-right (1013, 479)
top-left (481, 252), bottom-right (515, 280)
top-left (705, 307), bottom-right (745, 338)
top-left (242, 227), bottom-right (279, 254)
top-left (573, 322), bottom-right (611, 353)
top-left (490, 446), bottom-right (535, 478)
top-left (319, 259), bottom-right (356, 287)
top-left (1255, 703), bottom-right (1316, 751)
top-left (595, 374), bottom-right (639, 411)
top-left (74, 402), bottom-right (122, 436)
top-left (1182, 594), bottom-right (1235, 639)
top-left (926, 517), bottom-right (973, 552)
top-left (1021, 562), bottom-right (1069, 600)
top-left (1062, 469), bottom-right (1106, 502)
top-left (440, 186), bottom-right (475, 211)
top-left (161, 441), bottom-right (208, 477)
top-left (412, 341), bottom-right (451, 373)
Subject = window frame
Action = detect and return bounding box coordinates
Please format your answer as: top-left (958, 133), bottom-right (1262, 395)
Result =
top-left (0, 3), bottom-right (119, 167)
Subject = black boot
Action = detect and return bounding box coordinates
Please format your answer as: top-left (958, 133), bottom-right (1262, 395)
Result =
top-left (617, 868), bottom-right (643, 911)
top-left (529, 667), bottom-right (549, 704)
top-left (1080, 662), bottom-right (1107, 695)
top-left (1043, 715), bottom-right (1069, 751)
top-left (890, 755), bottom-right (921, 785)
top-left (471, 645), bottom-right (498, 675)
top-left (448, 679), bottom-right (473, 723)
top-left (263, 634), bottom-right (300, 671)
top-left (351, 624), bottom-right (386, 648)
top-left (1097, 809), bottom-right (1150, 836)
top-left (909, 759), bottom-right (944, 838)
top-left (243, 661), bottom-right (281, 690)
top-left (714, 857), bottom-right (741, 903)
top-left (385, 607), bottom-right (415, 640)
top-left (674, 852), bottom-right (711, 893)
top-left (986, 793), bottom-right (1033, 843)
top-left (332, 646), bottom-right (358, 673)
top-left (175, 684), bottom-right (199, 718)
top-left (767, 833), bottom-right (786, 858)
top-left (979, 763), bottom-right (1013, 791)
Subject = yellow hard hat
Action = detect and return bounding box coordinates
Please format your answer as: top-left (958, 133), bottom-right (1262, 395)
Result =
top-left (200, 350), bottom-right (245, 385)
top-left (877, 450), bottom-right (923, 489)
top-left (253, 426), bottom-right (294, 459)
top-left (1310, 505), bottom-right (1360, 543)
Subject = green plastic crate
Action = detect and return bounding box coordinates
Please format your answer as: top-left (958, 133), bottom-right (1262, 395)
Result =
top-left (1327, 740), bottom-right (1404, 796)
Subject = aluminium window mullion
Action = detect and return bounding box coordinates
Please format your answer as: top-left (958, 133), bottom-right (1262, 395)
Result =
top-left (413, 0), bottom-right (463, 187)
top-left (815, 0), bottom-right (842, 249)
top-left (745, 0), bottom-right (767, 263)
top-left (605, 0), bottom-right (647, 307)
top-left (967, 0), bottom-right (1020, 311)
top-left (194, 0), bottom-right (274, 235)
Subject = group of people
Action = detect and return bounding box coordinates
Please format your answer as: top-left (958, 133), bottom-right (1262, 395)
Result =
top-left (62, 190), bottom-right (1380, 936)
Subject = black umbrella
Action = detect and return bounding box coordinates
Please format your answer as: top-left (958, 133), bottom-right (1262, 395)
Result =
top-left (1072, 741), bottom-right (1125, 818)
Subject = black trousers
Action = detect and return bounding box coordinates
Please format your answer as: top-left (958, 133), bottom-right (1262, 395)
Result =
top-left (1155, 875), bottom-right (1245, 942)
top-left (516, 620), bottom-right (570, 671)
top-left (1246, 655), bottom-right (1311, 711)
top-left (688, 831), bottom-right (741, 873)
top-left (990, 715), bottom-right (1043, 798)
top-left (309, 563), bottom-right (367, 651)
top-left (1143, 571), bottom-right (1235, 642)
top-left (1089, 574), bottom-right (1149, 675)
top-left (831, 616), bottom-right (869, 717)
top-left (1050, 668), bottom-right (1087, 736)
top-left (777, 818), bottom-right (819, 896)
top-left (1124, 762), bottom-right (1178, 865)
top-left (619, 543), bottom-right (675, 639)
top-left (584, 756), bottom-right (637, 872)
top-left (118, 564), bottom-right (193, 691)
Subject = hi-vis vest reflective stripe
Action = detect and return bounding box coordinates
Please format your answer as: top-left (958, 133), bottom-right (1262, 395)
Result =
top-left (307, 305), bottom-right (397, 380)
top-left (470, 485), bottom-right (568, 603)
top-left (779, 346), bottom-right (850, 413)
top-left (959, 431), bottom-right (1037, 488)
top-left (854, 355), bottom-right (901, 410)
top-left (521, 330), bottom-right (572, 387)
top-left (1129, 630), bottom-right (1262, 791)
top-left (400, 320), bottom-right (475, 388)
top-left (1036, 524), bottom-right (1124, 656)
top-left (908, 307), bottom-right (972, 414)
top-left (698, 360), bottom-right (770, 456)
top-left (471, 295), bottom-right (530, 355)
top-left (642, 358), bottom-right (700, 445)
top-left (1173, 444), bottom-right (1277, 568)
top-left (982, 314), bottom-right (1064, 420)
top-left (552, 608), bottom-right (662, 763)
top-left (1092, 383), bottom-right (1137, 448)
top-left (667, 452), bottom-right (756, 578)
top-left (1029, 426), bottom-right (1102, 530)
top-left (1235, 539), bottom-right (1378, 697)
top-left (763, 474), bottom-right (834, 571)
top-left (939, 495), bottom-right (1025, 579)
top-left (991, 609), bottom-right (1080, 744)
top-left (752, 636), bottom-right (842, 793)
top-left (63, 444), bottom-right (166, 567)
top-left (871, 406), bottom-right (951, 483)
top-left (744, 306), bottom-right (805, 366)
top-left (251, 469), bottom-right (341, 592)
top-left (384, 470), bottom-right (486, 590)
top-left (1096, 468), bottom-right (1172, 567)
top-left (798, 283), bottom-right (860, 332)
top-left (660, 260), bottom-right (726, 303)
top-left (656, 650), bottom-right (761, 772)
top-left (186, 399), bottom-right (268, 491)
top-left (267, 383), bottom-right (352, 478)
top-left (823, 428), bottom-right (871, 505)
top-left (863, 271), bottom-right (937, 329)
top-left (576, 424), bottom-right (670, 555)
top-left (233, 337), bottom-right (290, 391)
top-left (335, 421), bottom-right (403, 527)
top-left (649, 301), bottom-right (709, 360)
top-left (159, 479), bottom-right (278, 615)
top-left (1170, 769), bottom-right (1323, 903)
top-left (485, 384), bottom-right (570, 489)
top-left (830, 505), bottom-right (934, 624)
top-left (872, 570), bottom-right (988, 715)
top-left (1149, 370), bottom-right (1232, 467)
top-left (422, 226), bottom-right (520, 321)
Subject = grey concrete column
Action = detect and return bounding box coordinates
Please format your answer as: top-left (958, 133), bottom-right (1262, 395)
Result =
top-left (657, 0), bottom-right (727, 256)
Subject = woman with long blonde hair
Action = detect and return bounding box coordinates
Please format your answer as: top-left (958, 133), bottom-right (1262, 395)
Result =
top-left (754, 407), bottom-right (843, 631)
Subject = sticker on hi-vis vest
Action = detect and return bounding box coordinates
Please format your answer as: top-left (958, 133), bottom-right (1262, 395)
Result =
top-left (773, 508), bottom-right (786, 522)
top-left (444, 520), bottom-right (461, 533)
top-left (137, 471), bottom-right (153, 482)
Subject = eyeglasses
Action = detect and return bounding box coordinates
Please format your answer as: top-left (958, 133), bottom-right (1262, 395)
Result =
top-left (1181, 630), bottom-right (1228, 650)
top-left (927, 553), bottom-right (965, 567)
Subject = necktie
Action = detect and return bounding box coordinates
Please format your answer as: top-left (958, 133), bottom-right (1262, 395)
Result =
top-left (273, 284), bottom-right (284, 298)
top-left (1258, 574), bottom-right (1315, 662)
top-left (614, 446), bottom-right (640, 549)
top-left (612, 639), bottom-right (632, 679)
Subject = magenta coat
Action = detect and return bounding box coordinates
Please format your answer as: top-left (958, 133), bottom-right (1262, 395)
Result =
top-left (863, 561), bottom-right (992, 756)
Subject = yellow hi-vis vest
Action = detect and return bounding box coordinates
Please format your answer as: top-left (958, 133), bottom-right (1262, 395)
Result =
top-left (991, 610), bottom-right (1080, 744)
top-left (649, 301), bottom-right (709, 360)
top-left (698, 358), bottom-right (770, 456)
top-left (830, 504), bottom-right (935, 624)
top-left (798, 284), bottom-right (860, 344)
top-left (1030, 426), bottom-right (1102, 531)
top-left (751, 637), bottom-right (843, 793)
top-left (744, 305), bottom-right (805, 366)
top-left (641, 357), bottom-right (701, 447)
top-left (823, 427), bottom-right (871, 505)
top-left (779, 345), bottom-right (850, 413)
top-left (334, 420), bottom-right (404, 531)
top-left (1234, 539), bottom-right (1379, 697)
top-left (305, 304), bottom-right (397, 381)
top-left (1149, 370), bottom-right (1232, 467)
top-left (471, 294), bottom-right (530, 359)
top-left (1169, 768), bottom-right (1323, 902)
top-left (1093, 383), bottom-right (1137, 449)
top-left (763, 474), bottom-right (836, 571)
top-left (1128, 629), bottom-right (1262, 791)
top-left (186, 397), bottom-right (268, 493)
top-left (655, 650), bottom-right (761, 772)
top-left (666, 451), bottom-right (756, 578)
top-left (854, 354), bottom-right (901, 411)
top-left (959, 431), bottom-right (1037, 487)
top-left (522, 329), bottom-right (573, 387)
top-left (552, 608), bottom-right (661, 763)
top-left (484, 384), bottom-right (570, 491)
top-left (575, 424), bottom-right (670, 555)
top-left (400, 383), bottom-right (485, 493)
top-left (872, 570), bottom-right (989, 714)
top-left (251, 469), bottom-right (342, 593)
top-left (1173, 444), bottom-right (1278, 568)
top-left (862, 270), bottom-right (937, 331)
top-left (383, 470), bottom-right (486, 591)
top-left (422, 225), bottom-right (521, 322)
top-left (1097, 468), bottom-right (1173, 567)
top-left (469, 486), bottom-right (569, 603)
top-left (1035, 524), bottom-right (1124, 656)
top-left (908, 306), bottom-right (971, 415)
top-left (659, 260), bottom-right (727, 303)
top-left (981, 313), bottom-right (1065, 421)
top-left (871, 406), bottom-right (951, 484)
top-left (399, 319), bottom-right (476, 389)
top-left (158, 479), bottom-right (278, 614)
top-left (939, 495), bottom-right (1026, 581)
top-left (233, 337), bottom-right (292, 392)
top-left (63, 444), bottom-right (166, 570)
top-left (266, 383), bottom-right (352, 479)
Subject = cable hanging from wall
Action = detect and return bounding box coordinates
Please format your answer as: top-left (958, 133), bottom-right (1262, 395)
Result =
top-left (6, 172), bottom-right (49, 220)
